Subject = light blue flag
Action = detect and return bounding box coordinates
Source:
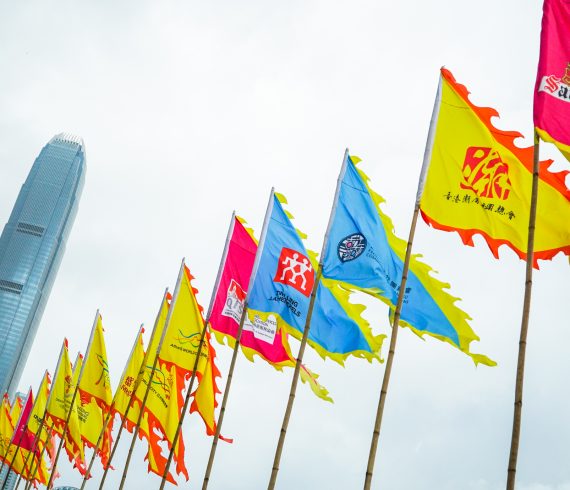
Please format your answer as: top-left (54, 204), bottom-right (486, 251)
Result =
top-left (321, 153), bottom-right (495, 366)
top-left (246, 191), bottom-right (384, 364)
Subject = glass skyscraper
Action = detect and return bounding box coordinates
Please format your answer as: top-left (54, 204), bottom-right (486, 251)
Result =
top-left (0, 133), bottom-right (85, 396)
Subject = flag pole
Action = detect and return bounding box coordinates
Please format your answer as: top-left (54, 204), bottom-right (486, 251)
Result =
top-left (159, 213), bottom-right (236, 490)
top-left (99, 291), bottom-right (169, 490)
top-left (363, 204), bottom-right (419, 490)
top-left (0, 390), bottom-right (32, 489)
top-left (47, 310), bottom-right (99, 489)
top-left (364, 76), bottom-right (442, 489)
top-left (202, 195), bottom-right (276, 490)
top-left (22, 419), bottom-right (55, 490)
top-left (506, 132), bottom-right (540, 490)
top-left (80, 323), bottom-right (144, 490)
top-left (267, 151), bottom-right (347, 489)
top-left (13, 376), bottom-right (48, 490)
top-left (267, 267), bottom-right (322, 490)
top-left (118, 262), bottom-right (185, 490)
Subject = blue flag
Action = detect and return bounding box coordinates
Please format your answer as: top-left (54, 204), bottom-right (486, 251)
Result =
top-left (246, 191), bottom-right (384, 364)
top-left (321, 153), bottom-right (495, 366)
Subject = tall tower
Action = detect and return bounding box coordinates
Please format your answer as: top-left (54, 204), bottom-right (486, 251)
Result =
top-left (0, 134), bottom-right (85, 395)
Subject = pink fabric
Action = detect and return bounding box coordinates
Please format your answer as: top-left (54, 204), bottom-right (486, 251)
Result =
top-left (209, 217), bottom-right (293, 365)
top-left (12, 389), bottom-right (36, 451)
top-left (534, 0), bottom-right (570, 148)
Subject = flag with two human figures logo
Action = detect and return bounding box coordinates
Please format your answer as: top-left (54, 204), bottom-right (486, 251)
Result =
top-left (419, 68), bottom-right (570, 265)
top-left (246, 191), bottom-right (384, 364)
top-left (322, 152), bottom-right (495, 366)
top-left (534, 0), bottom-right (570, 162)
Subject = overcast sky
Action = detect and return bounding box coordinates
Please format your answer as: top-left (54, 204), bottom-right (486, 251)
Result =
top-left (1, 1), bottom-right (569, 489)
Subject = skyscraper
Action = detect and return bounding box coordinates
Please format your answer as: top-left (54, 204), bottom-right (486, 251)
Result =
top-left (0, 133), bottom-right (85, 396)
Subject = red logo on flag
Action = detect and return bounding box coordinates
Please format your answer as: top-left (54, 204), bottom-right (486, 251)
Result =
top-left (227, 279), bottom-right (246, 302)
top-left (460, 146), bottom-right (512, 200)
top-left (274, 247), bottom-right (314, 297)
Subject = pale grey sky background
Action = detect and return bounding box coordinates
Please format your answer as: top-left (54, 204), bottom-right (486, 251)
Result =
top-left (1, 1), bottom-right (569, 489)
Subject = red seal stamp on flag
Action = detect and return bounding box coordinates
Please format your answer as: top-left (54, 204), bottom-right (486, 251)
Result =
top-left (274, 247), bottom-right (314, 297)
top-left (460, 146), bottom-right (512, 200)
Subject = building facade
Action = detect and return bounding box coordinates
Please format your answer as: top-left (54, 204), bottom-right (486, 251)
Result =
top-left (0, 134), bottom-right (85, 396)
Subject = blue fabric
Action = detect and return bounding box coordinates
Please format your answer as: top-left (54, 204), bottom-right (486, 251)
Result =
top-left (322, 156), bottom-right (460, 346)
top-left (247, 194), bottom-right (374, 355)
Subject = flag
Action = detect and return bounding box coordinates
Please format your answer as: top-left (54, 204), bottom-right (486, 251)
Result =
top-left (419, 67), bottom-right (570, 265)
top-left (26, 372), bottom-right (51, 453)
top-left (209, 215), bottom-right (294, 367)
top-left (158, 264), bottom-right (224, 438)
top-left (45, 341), bottom-right (85, 471)
top-left (6, 388), bottom-right (49, 485)
top-left (0, 394), bottom-right (13, 461)
top-left (534, 0), bottom-right (570, 161)
top-left (246, 191), bottom-right (384, 364)
top-left (208, 215), bottom-right (331, 401)
top-left (79, 313), bottom-right (113, 409)
top-left (322, 152), bottom-right (495, 366)
top-left (112, 326), bottom-right (146, 432)
top-left (134, 294), bottom-right (189, 481)
top-left (10, 388), bottom-right (34, 451)
top-left (78, 313), bottom-right (113, 468)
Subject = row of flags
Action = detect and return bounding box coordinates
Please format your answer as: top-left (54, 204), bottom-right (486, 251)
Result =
top-left (0, 1), bottom-right (568, 487)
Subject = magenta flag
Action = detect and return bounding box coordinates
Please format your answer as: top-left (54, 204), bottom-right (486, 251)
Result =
top-left (11, 388), bottom-right (36, 451)
top-left (208, 215), bottom-right (295, 367)
top-left (534, 0), bottom-right (570, 161)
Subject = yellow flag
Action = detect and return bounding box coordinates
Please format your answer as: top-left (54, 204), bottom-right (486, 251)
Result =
top-left (419, 68), bottom-right (570, 265)
top-left (77, 314), bottom-right (113, 467)
top-left (45, 341), bottom-right (85, 467)
top-left (113, 327), bottom-right (145, 424)
top-left (27, 372), bottom-right (50, 448)
top-left (79, 313), bottom-right (113, 408)
top-left (0, 394), bottom-right (13, 461)
top-left (159, 264), bottom-right (223, 439)
top-left (158, 265), bottom-right (209, 376)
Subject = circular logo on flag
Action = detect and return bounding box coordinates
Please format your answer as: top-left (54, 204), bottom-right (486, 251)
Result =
top-left (337, 233), bottom-right (367, 262)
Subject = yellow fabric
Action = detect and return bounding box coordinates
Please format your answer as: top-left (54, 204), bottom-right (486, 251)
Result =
top-left (28, 372), bottom-right (50, 448)
top-left (421, 69), bottom-right (570, 263)
top-left (0, 396), bottom-right (13, 461)
top-left (79, 314), bottom-right (113, 407)
top-left (158, 269), bottom-right (209, 375)
top-left (46, 343), bottom-right (84, 463)
top-left (114, 328), bottom-right (145, 420)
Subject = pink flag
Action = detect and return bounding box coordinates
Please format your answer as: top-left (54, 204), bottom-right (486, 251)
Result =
top-left (11, 388), bottom-right (36, 451)
top-left (534, 0), bottom-right (570, 161)
top-left (208, 216), bottom-right (294, 366)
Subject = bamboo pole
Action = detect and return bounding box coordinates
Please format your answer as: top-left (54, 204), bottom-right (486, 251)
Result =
top-left (267, 268), bottom-right (322, 490)
top-left (159, 322), bottom-right (208, 490)
top-left (201, 193), bottom-right (276, 490)
top-left (23, 417), bottom-right (54, 490)
top-left (268, 150), bottom-right (351, 489)
top-left (100, 294), bottom-right (168, 489)
top-left (47, 311), bottom-right (99, 489)
top-left (160, 213), bottom-right (236, 490)
top-left (363, 203), bottom-right (420, 490)
top-left (14, 379), bottom-right (49, 490)
top-left (80, 323), bottom-right (145, 490)
top-left (117, 262), bottom-right (185, 490)
top-left (506, 133), bottom-right (540, 490)
top-left (0, 415), bottom-right (28, 488)
top-left (201, 305), bottom-right (248, 490)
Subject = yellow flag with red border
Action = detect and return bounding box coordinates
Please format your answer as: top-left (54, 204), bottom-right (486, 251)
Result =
top-left (79, 314), bottom-right (113, 409)
top-left (113, 327), bottom-right (146, 430)
top-left (78, 314), bottom-right (113, 468)
top-left (419, 67), bottom-right (570, 266)
top-left (158, 264), bottom-right (223, 439)
top-left (0, 394), bottom-right (14, 462)
top-left (46, 342), bottom-right (85, 469)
